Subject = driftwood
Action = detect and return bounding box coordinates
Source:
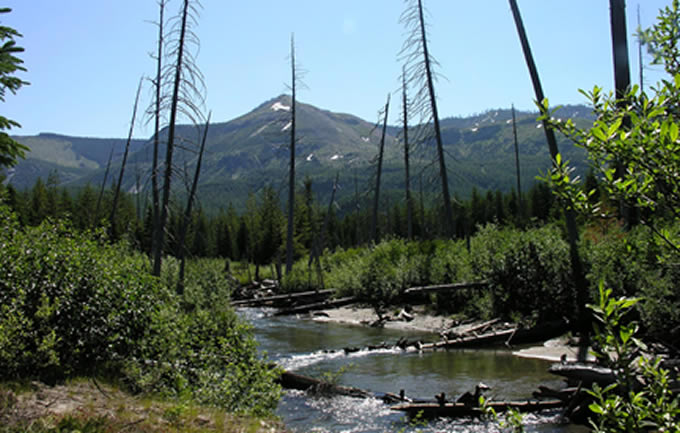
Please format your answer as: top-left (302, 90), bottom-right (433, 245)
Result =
top-left (440, 318), bottom-right (501, 339)
top-left (532, 385), bottom-right (580, 402)
top-left (231, 289), bottom-right (334, 307)
top-left (423, 320), bottom-right (569, 350)
top-left (276, 370), bottom-right (372, 399)
top-left (548, 363), bottom-right (617, 387)
top-left (404, 281), bottom-right (490, 296)
top-left (273, 296), bottom-right (357, 316)
top-left (391, 399), bottom-right (564, 419)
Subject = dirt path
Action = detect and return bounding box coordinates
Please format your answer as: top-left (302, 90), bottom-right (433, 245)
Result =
top-left (0, 380), bottom-right (286, 432)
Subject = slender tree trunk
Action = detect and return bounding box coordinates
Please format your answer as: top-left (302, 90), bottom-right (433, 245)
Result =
top-left (177, 113), bottom-right (211, 295)
top-left (509, 0), bottom-right (589, 362)
top-left (153, 0), bottom-right (190, 277)
top-left (308, 173), bottom-right (339, 288)
top-left (637, 5), bottom-right (644, 90)
top-left (285, 34), bottom-right (297, 275)
top-left (371, 94), bottom-right (390, 243)
top-left (416, 0), bottom-right (453, 237)
top-left (511, 104), bottom-right (523, 224)
top-left (419, 173), bottom-right (425, 238)
top-left (353, 169), bottom-right (360, 244)
top-left (110, 77), bottom-right (142, 239)
top-left (151, 0), bottom-right (166, 265)
top-left (402, 71), bottom-right (413, 240)
top-left (610, 0), bottom-right (636, 228)
top-left (95, 146), bottom-right (114, 226)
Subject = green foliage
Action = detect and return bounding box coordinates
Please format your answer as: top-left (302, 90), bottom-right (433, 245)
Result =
top-left (481, 396), bottom-right (525, 433)
top-left (583, 223), bottom-right (680, 347)
top-left (470, 224), bottom-right (575, 323)
top-left (540, 0), bottom-right (680, 256)
top-left (586, 284), bottom-right (680, 432)
top-left (0, 216), bottom-right (162, 381)
top-left (0, 8), bottom-right (29, 168)
top-left (0, 203), bottom-right (279, 414)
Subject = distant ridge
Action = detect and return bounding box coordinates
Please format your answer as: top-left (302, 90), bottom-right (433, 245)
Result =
top-left (7, 96), bottom-right (592, 212)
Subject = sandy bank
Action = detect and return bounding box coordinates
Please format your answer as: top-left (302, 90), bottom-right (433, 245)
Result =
top-left (309, 305), bottom-right (584, 362)
top-left (310, 305), bottom-right (450, 334)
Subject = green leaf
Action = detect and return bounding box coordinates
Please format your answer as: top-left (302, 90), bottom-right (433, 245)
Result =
top-left (589, 403), bottom-right (604, 414)
top-left (669, 122), bottom-right (679, 143)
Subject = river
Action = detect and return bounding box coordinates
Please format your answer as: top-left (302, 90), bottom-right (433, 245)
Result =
top-left (240, 308), bottom-right (587, 433)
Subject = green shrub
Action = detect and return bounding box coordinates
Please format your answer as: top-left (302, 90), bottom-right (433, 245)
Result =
top-left (584, 224), bottom-right (680, 344)
top-left (280, 260), bottom-right (314, 293)
top-left (0, 217), bottom-right (163, 381)
top-left (587, 284), bottom-right (680, 432)
top-left (470, 224), bottom-right (576, 324)
top-left (0, 204), bottom-right (279, 414)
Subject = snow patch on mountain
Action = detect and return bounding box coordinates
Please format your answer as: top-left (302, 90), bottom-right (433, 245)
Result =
top-left (271, 102), bottom-right (291, 112)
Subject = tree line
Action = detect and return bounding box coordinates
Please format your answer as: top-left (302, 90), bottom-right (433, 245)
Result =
top-left (0, 170), bottom-right (603, 263)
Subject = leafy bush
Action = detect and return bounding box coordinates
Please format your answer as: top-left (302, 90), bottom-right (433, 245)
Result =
top-left (587, 284), bottom-right (680, 432)
top-left (470, 224), bottom-right (575, 323)
top-left (584, 223), bottom-right (680, 344)
top-left (0, 216), bottom-right (163, 381)
top-left (0, 203), bottom-right (279, 414)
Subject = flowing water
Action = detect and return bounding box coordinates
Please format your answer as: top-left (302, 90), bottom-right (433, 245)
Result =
top-left (240, 308), bottom-right (587, 433)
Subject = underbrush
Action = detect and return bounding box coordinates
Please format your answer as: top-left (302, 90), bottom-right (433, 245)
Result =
top-left (280, 222), bottom-right (680, 339)
top-left (0, 203), bottom-right (280, 416)
top-left (0, 379), bottom-right (285, 433)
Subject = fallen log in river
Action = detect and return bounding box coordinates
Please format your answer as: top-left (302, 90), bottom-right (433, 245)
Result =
top-left (231, 289), bottom-right (335, 307)
top-left (421, 320), bottom-right (569, 350)
top-left (276, 369), bottom-right (372, 398)
top-left (273, 296), bottom-right (357, 316)
top-left (391, 399), bottom-right (565, 419)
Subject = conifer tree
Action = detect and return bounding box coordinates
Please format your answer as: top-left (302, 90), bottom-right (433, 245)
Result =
top-left (0, 8), bottom-right (28, 169)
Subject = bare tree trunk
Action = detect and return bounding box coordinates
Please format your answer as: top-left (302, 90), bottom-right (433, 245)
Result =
top-left (419, 173), bottom-right (426, 238)
top-left (95, 145), bottom-right (114, 227)
top-left (371, 94), bottom-right (390, 243)
top-left (353, 169), bottom-right (361, 244)
top-left (308, 173), bottom-right (339, 288)
top-left (153, 0), bottom-right (190, 277)
top-left (110, 77), bottom-right (142, 239)
top-left (285, 34), bottom-right (297, 275)
top-left (511, 104), bottom-right (523, 224)
top-left (402, 71), bottom-right (413, 240)
top-left (610, 0), bottom-right (636, 228)
top-left (151, 0), bottom-right (166, 265)
top-left (637, 4), bottom-right (644, 90)
top-left (509, 0), bottom-right (589, 362)
top-left (416, 0), bottom-right (453, 238)
top-left (177, 113), bottom-right (211, 295)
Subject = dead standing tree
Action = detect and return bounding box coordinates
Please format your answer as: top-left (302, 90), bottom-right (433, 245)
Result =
top-left (401, 69), bottom-right (414, 240)
top-left (511, 104), bottom-right (523, 224)
top-left (285, 34), bottom-right (299, 275)
top-left (371, 94), bottom-right (390, 243)
top-left (509, 0), bottom-right (589, 361)
top-left (109, 77), bottom-right (143, 239)
top-left (610, 0), bottom-right (636, 228)
top-left (399, 0), bottom-right (454, 237)
top-left (148, 0), bottom-right (168, 265)
top-left (176, 112), bottom-right (211, 294)
top-left (152, 0), bottom-right (205, 277)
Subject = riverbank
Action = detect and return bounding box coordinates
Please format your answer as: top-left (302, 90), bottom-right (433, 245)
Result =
top-left (0, 380), bottom-right (286, 433)
top-left (311, 305), bottom-right (587, 362)
top-left (311, 305), bottom-right (450, 334)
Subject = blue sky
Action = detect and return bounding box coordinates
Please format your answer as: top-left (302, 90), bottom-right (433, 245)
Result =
top-left (2, 0), bottom-right (673, 139)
